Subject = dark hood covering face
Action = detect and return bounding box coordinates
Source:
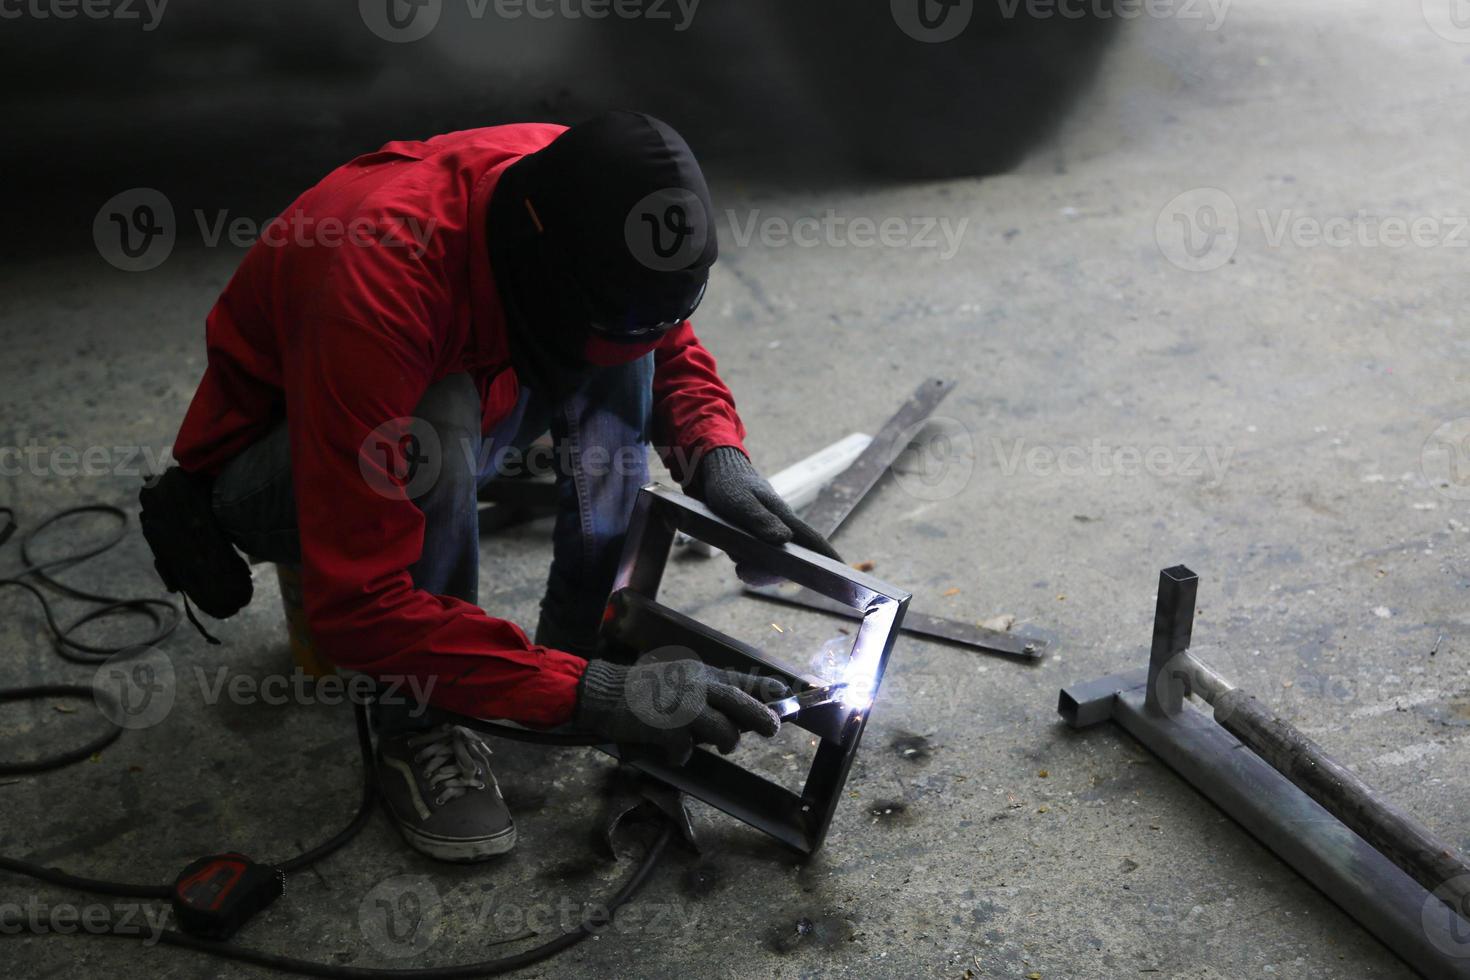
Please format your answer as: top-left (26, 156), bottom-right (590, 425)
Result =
top-left (488, 110), bottom-right (717, 396)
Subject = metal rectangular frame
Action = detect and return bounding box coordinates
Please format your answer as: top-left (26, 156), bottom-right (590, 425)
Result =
top-left (598, 483), bottom-right (911, 855)
top-left (1059, 567), bottom-right (1470, 980)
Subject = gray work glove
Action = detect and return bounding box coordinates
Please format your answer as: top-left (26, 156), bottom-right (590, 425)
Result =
top-left (575, 658), bottom-right (789, 765)
top-left (688, 447), bottom-right (843, 561)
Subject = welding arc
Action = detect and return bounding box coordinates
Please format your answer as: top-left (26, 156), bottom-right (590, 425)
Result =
top-left (0, 505), bottom-right (676, 976)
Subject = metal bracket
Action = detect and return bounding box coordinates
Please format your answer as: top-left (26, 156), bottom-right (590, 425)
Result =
top-left (1145, 565), bottom-right (1196, 715)
top-left (1059, 566), bottom-right (1470, 979)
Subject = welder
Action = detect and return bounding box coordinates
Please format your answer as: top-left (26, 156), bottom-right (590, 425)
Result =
top-left (139, 111), bottom-right (839, 862)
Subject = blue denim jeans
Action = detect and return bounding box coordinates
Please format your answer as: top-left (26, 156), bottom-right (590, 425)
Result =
top-left (211, 356), bottom-right (654, 732)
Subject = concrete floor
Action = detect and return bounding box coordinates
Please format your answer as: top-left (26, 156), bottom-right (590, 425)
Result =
top-left (4, 1), bottom-right (1470, 977)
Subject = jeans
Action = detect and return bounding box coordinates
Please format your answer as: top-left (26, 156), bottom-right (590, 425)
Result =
top-left (210, 356), bottom-right (655, 732)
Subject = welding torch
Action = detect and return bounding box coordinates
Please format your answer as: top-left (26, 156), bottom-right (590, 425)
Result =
top-left (766, 682), bottom-right (847, 720)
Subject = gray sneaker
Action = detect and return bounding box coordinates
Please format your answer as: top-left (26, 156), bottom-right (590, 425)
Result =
top-left (376, 724), bottom-right (516, 862)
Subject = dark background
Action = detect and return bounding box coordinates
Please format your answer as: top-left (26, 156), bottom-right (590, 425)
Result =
top-left (3, 0), bottom-right (1119, 259)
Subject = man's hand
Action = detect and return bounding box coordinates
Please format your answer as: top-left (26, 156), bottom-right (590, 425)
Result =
top-left (688, 447), bottom-right (842, 560)
top-left (574, 658), bottom-right (790, 765)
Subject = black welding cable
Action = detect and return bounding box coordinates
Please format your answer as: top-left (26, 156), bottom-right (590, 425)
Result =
top-left (3, 695), bottom-right (675, 976)
top-left (0, 505), bottom-right (678, 976)
top-left (0, 683), bottom-right (123, 774)
top-left (0, 504), bottom-right (175, 775)
top-left (0, 504), bottom-right (380, 891)
top-left (5, 504), bottom-right (179, 662)
top-left (278, 699), bottom-right (380, 873)
top-left (3, 824), bottom-right (673, 980)
top-left (0, 700), bottom-right (378, 899)
top-left (0, 853), bottom-right (170, 900)
top-left (0, 506), bottom-right (172, 899)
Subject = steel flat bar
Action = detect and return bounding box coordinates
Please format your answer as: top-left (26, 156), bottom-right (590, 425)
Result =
top-left (744, 584), bottom-right (1044, 661)
top-left (799, 377), bottom-right (954, 540)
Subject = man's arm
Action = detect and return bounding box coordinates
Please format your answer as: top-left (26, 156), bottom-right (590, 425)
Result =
top-left (649, 320), bottom-right (747, 482)
top-left (650, 321), bottom-right (840, 559)
top-left (285, 306), bottom-right (586, 727)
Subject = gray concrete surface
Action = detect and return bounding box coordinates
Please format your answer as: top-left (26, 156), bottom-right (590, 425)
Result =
top-left (4, 1), bottom-right (1469, 977)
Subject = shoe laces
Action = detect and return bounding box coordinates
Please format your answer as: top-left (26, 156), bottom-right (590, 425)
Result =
top-left (408, 724), bottom-right (493, 807)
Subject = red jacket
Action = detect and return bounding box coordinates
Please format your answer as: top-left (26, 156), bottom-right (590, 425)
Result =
top-left (172, 124), bottom-right (747, 726)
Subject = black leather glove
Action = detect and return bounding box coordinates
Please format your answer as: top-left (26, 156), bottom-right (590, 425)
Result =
top-left (574, 658), bottom-right (789, 765)
top-left (688, 447), bottom-right (842, 560)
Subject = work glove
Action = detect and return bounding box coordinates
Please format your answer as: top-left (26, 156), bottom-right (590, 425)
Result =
top-left (574, 658), bottom-right (789, 765)
top-left (688, 447), bottom-right (843, 562)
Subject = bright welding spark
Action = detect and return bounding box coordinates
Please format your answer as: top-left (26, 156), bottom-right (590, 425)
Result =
top-left (840, 647), bottom-right (881, 712)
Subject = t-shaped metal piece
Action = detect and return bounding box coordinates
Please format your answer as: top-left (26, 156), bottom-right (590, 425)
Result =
top-left (1146, 565), bottom-right (1197, 715)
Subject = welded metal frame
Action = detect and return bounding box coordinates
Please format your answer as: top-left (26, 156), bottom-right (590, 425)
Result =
top-left (598, 483), bottom-right (910, 855)
top-left (1059, 567), bottom-right (1470, 979)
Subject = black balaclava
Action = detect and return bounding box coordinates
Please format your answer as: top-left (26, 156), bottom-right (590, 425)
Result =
top-left (487, 110), bottom-right (718, 399)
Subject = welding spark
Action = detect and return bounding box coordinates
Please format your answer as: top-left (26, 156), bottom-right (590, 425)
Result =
top-left (840, 648), bottom-right (881, 712)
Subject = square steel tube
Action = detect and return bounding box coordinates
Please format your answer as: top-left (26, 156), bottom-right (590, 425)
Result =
top-left (598, 484), bottom-right (911, 855)
top-left (1061, 683), bottom-right (1470, 980)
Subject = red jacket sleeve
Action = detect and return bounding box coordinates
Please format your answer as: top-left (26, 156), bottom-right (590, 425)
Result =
top-left (650, 321), bottom-right (748, 483)
top-left (286, 293), bottom-right (585, 727)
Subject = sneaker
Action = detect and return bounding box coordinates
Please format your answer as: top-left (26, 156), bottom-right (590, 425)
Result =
top-left (376, 724), bottom-right (516, 862)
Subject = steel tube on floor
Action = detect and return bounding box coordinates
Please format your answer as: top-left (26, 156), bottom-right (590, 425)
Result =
top-left (1110, 685), bottom-right (1470, 980)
